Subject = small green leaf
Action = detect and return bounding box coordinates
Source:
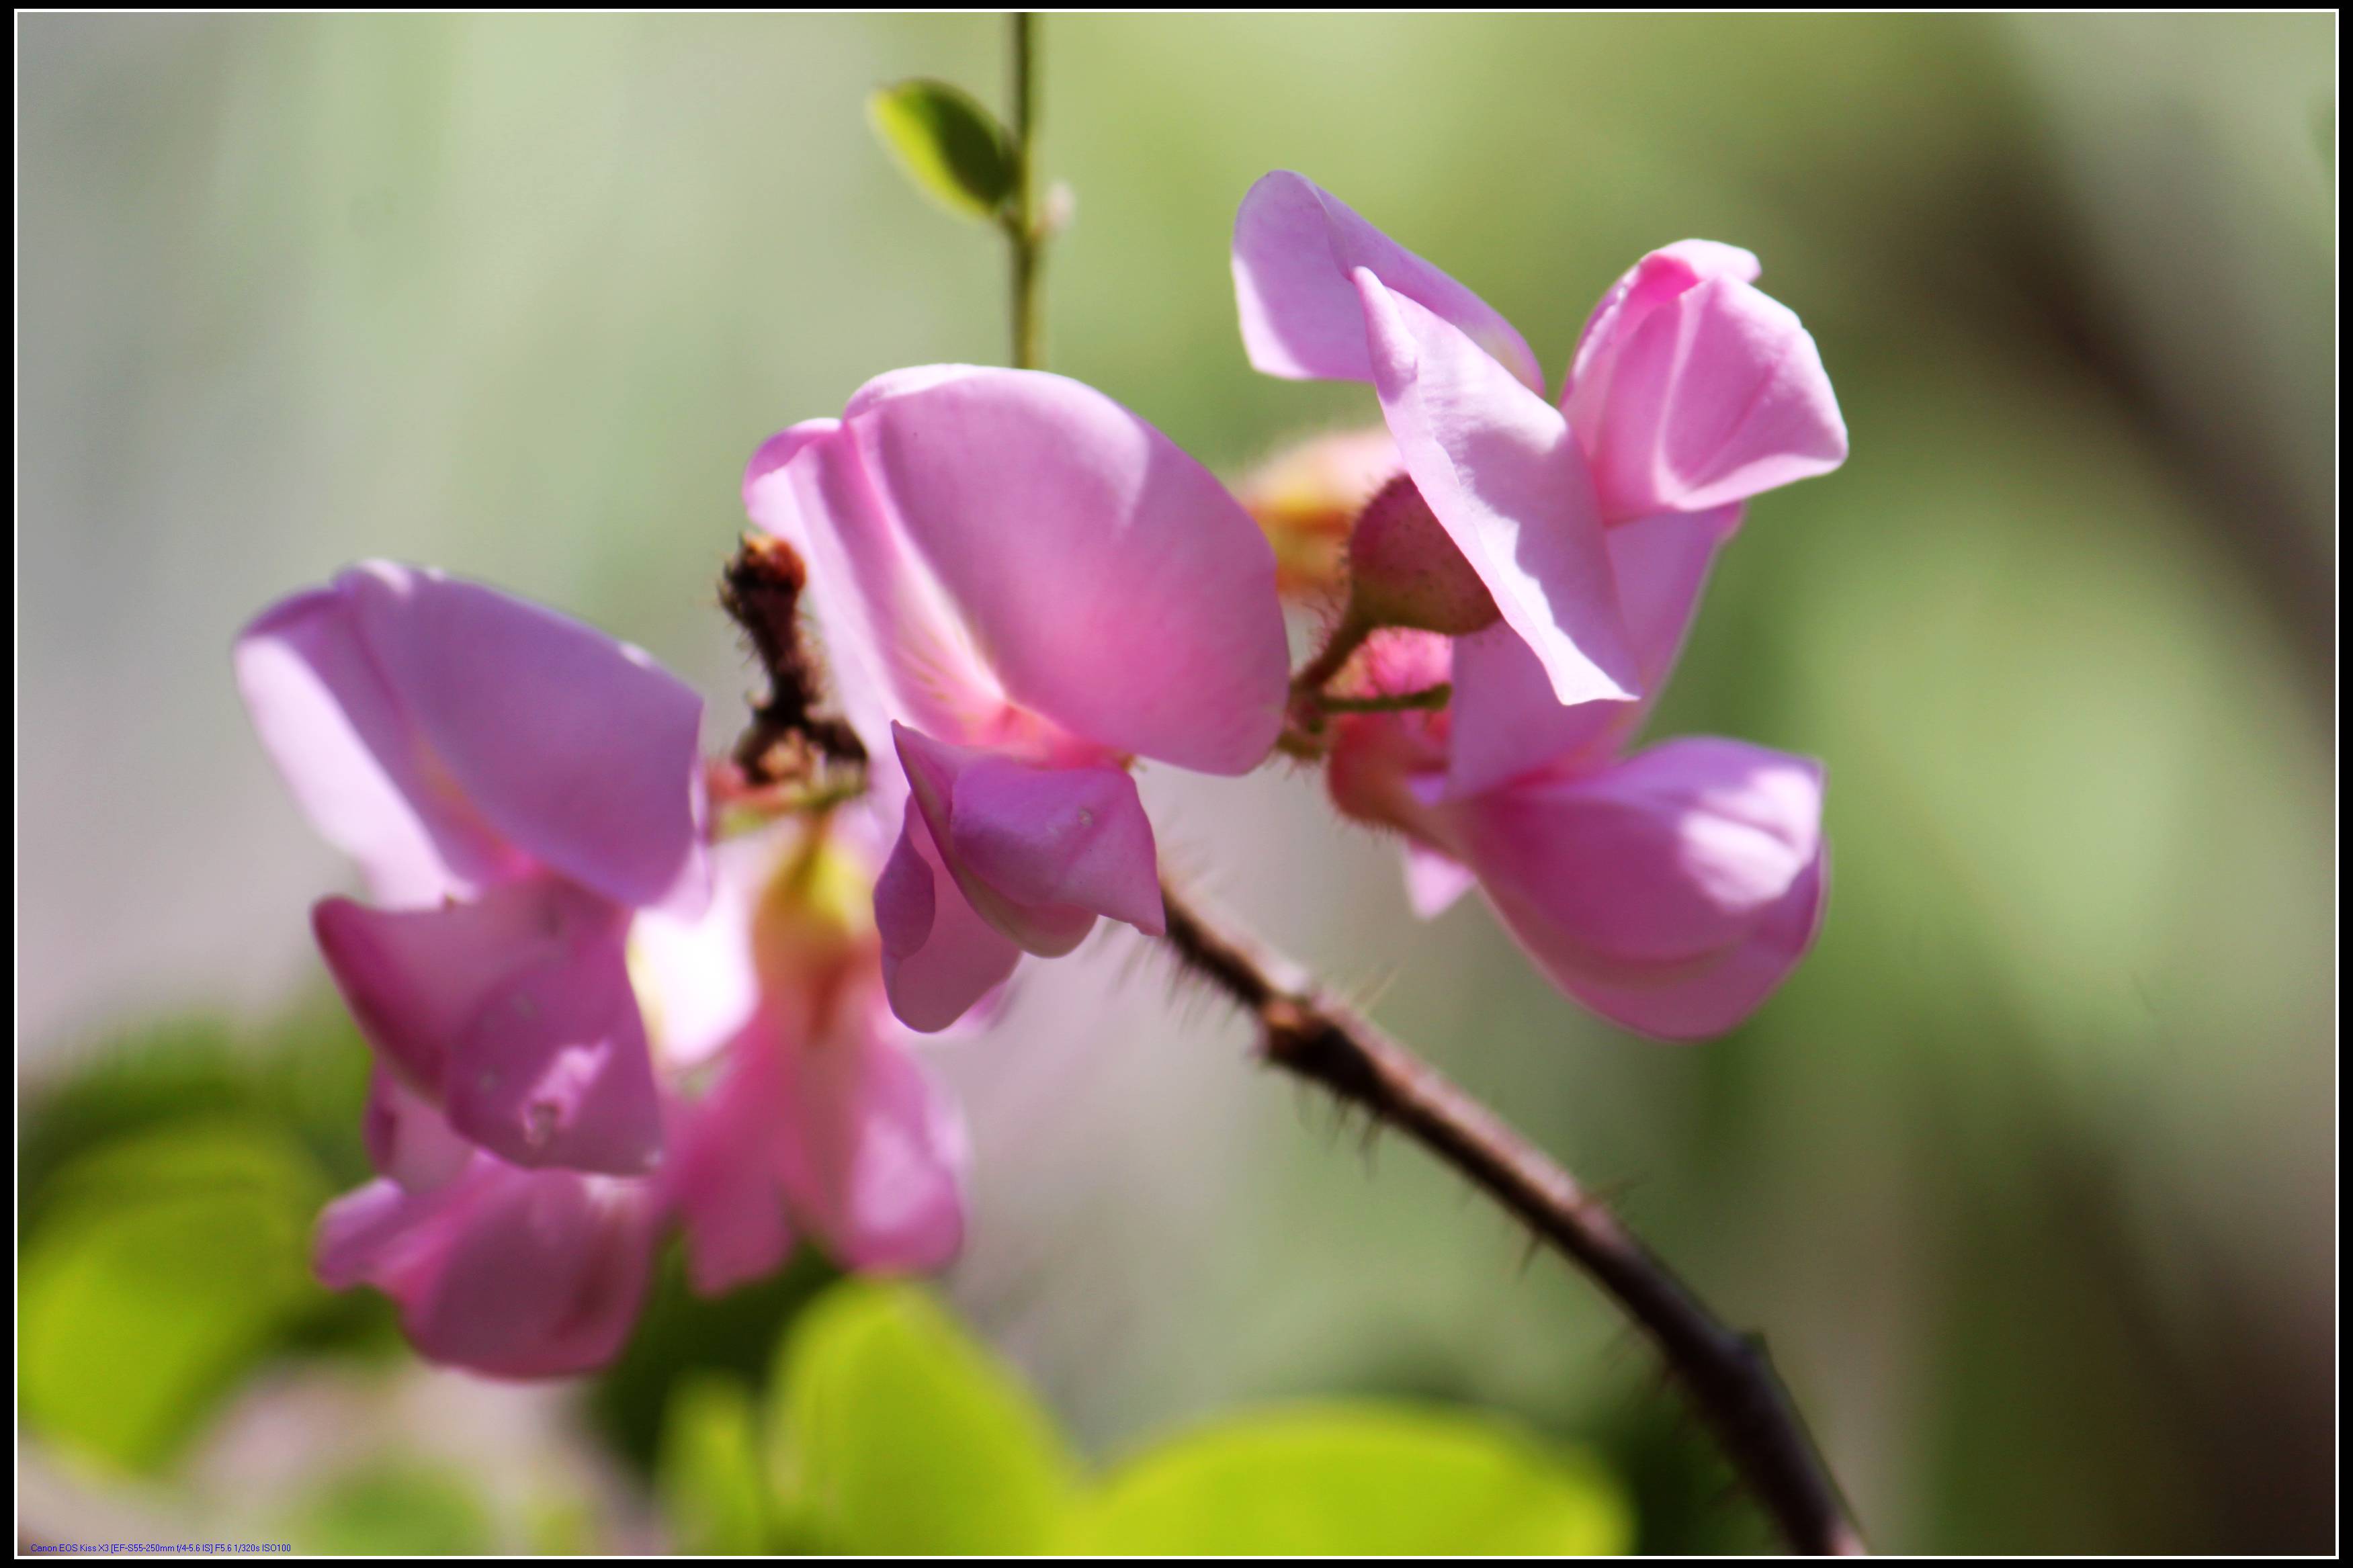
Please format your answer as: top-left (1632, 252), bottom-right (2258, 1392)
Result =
top-left (769, 1279), bottom-right (1078, 1553)
top-left (657, 1374), bottom-right (769, 1554)
top-left (867, 79), bottom-right (1016, 220)
top-left (1063, 1403), bottom-right (1634, 1556)
top-left (19, 1120), bottom-right (331, 1471)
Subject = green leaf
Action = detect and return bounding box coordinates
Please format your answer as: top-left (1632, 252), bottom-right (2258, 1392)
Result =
top-left (867, 79), bottom-right (1016, 220)
top-left (769, 1279), bottom-right (1078, 1553)
top-left (1063, 1403), bottom-right (1633, 1556)
top-left (657, 1374), bottom-right (769, 1554)
top-left (18, 1120), bottom-right (333, 1471)
top-left (288, 1464), bottom-right (498, 1555)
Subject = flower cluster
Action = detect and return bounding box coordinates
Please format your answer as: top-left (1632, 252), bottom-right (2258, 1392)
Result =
top-left (237, 169), bottom-right (1843, 1376)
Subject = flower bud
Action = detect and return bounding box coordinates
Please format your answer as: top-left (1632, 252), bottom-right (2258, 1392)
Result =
top-left (1232, 427), bottom-right (1401, 597)
top-left (1346, 475), bottom-right (1500, 636)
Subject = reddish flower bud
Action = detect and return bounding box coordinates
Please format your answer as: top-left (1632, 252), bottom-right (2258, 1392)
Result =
top-left (1346, 474), bottom-right (1501, 636)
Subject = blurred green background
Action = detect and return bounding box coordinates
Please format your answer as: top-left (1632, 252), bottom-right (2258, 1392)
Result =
top-left (18, 12), bottom-right (2335, 1554)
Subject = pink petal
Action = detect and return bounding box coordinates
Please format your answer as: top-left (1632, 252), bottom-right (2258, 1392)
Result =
top-left (317, 1159), bottom-right (660, 1379)
top-left (1403, 844), bottom-right (1478, 918)
top-left (744, 417), bottom-right (1009, 756)
top-left (628, 832), bottom-right (772, 1072)
top-left (1232, 171), bottom-right (1544, 394)
top-left (1355, 274), bottom-right (1639, 707)
top-left (948, 755), bottom-right (1164, 936)
top-left (234, 588), bottom-right (524, 908)
top-left (875, 801), bottom-right (1024, 1035)
top-left (1461, 738), bottom-right (1827, 1041)
top-left (775, 1018), bottom-right (969, 1274)
top-left (339, 564), bottom-right (710, 917)
top-left (664, 1049), bottom-right (796, 1297)
top-left (362, 1070), bottom-right (474, 1193)
top-left (313, 877), bottom-right (664, 1176)
top-left (1447, 505), bottom-right (1742, 795)
top-left (840, 369), bottom-right (1290, 773)
top-left (1565, 241), bottom-right (1760, 405)
top-left (1561, 257), bottom-right (1845, 523)
top-left (894, 726), bottom-right (1099, 959)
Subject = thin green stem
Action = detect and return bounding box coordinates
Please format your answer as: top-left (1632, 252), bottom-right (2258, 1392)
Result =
top-left (1006, 13), bottom-right (1043, 369)
top-left (1289, 607), bottom-right (1374, 699)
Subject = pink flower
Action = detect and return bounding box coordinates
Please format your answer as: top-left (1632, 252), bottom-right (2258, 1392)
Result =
top-left (646, 828), bottom-right (969, 1292)
top-left (306, 823), bottom-right (969, 1379)
top-left (235, 563), bottom-right (709, 1175)
top-left (1232, 171), bottom-right (1846, 710)
top-left (742, 366), bottom-right (1292, 1033)
top-left (1326, 605), bottom-right (1827, 1043)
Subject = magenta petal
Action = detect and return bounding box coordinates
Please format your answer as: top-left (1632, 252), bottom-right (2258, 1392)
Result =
top-left (842, 369), bottom-right (1290, 772)
top-left (1447, 505), bottom-right (1742, 795)
top-left (1566, 268), bottom-right (1846, 523)
top-left (1463, 738), bottom-right (1827, 1040)
top-left (875, 801), bottom-right (1024, 1035)
top-left (1233, 171), bottom-right (1545, 394)
top-left (443, 932), bottom-right (665, 1176)
top-left (363, 1070), bottom-right (474, 1193)
top-left (318, 1160), bottom-right (660, 1379)
top-left (777, 1022), bottom-right (968, 1274)
top-left (894, 725), bottom-right (1099, 959)
top-left (1565, 241), bottom-right (1760, 406)
top-left (1355, 274), bottom-right (1639, 707)
top-left (314, 877), bottom-right (663, 1175)
top-left (949, 756), bottom-right (1164, 936)
top-left (339, 564), bottom-right (709, 917)
top-left (665, 1053), bottom-right (796, 1298)
top-left (235, 588), bottom-right (523, 908)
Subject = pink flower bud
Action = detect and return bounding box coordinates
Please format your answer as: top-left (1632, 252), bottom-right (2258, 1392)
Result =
top-left (1346, 474), bottom-right (1501, 636)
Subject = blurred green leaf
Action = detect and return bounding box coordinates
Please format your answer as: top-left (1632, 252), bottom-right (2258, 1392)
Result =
top-left (769, 1278), bottom-right (1078, 1553)
top-left (288, 1463), bottom-right (498, 1555)
top-left (867, 79), bottom-right (1016, 220)
top-left (1064, 1404), bottom-right (1632, 1556)
top-left (19, 1120), bottom-right (331, 1471)
top-left (592, 1246), bottom-right (838, 1474)
top-left (658, 1374), bottom-right (769, 1554)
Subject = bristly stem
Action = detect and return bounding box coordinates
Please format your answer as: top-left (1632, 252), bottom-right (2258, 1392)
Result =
top-left (1006, 13), bottom-right (1043, 371)
top-left (1158, 879), bottom-right (1866, 1556)
top-left (994, 15), bottom-right (1860, 1554)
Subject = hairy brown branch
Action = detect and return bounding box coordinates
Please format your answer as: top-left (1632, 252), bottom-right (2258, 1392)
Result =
top-left (1158, 879), bottom-right (1865, 1556)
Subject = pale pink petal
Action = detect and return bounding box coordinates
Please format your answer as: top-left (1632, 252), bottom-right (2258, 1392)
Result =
top-left (317, 1159), bottom-right (660, 1379)
top-left (947, 755), bottom-right (1164, 936)
top-left (875, 801), bottom-right (1024, 1035)
top-left (313, 877), bottom-right (663, 1176)
top-left (894, 726), bottom-right (1099, 959)
top-left (776, 1020), bottom-right (968, 1274)
top-left (1462, 739), bottom-right (1827, 1041)
top-left (628, 832), bottom-right (773, 1072)
top-left (1447, 506), bottom-right (1742, 795)
top-left (744, 417), bottom-right (1007, 756)
top-left (1564, 266), bottom-right (1845, 523)
top-left (664, 1049), bottom-right (796, 1297)
top-left (340, 564), bottom-right (710, 917)
top-left (843, 369), bottom-right (1290, 772)
top-left (1232, 171), bottom-right (1544, 394)
top-left (1565, 241), bottom-right (1760, 408)
top-left (234, 588), bottom-right (523, 908)
top-left (362, 1070), bottom-right (474, 1193)
top-left (1355, 274), bottom-right (1638, 707)
top-left (1403, 844), bottom-right (1478, 918)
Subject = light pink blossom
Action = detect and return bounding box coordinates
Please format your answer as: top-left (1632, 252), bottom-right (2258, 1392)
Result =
top-left (1233, 171), bottom-right (1846, 711)
top-left (742, 366), bottom-right (1291, 1032)
top-left (236, 563), bottom-right (708, 1175)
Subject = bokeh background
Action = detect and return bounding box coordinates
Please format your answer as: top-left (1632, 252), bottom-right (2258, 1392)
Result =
top-left (18, 12), bottom-right (2336, 1554)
